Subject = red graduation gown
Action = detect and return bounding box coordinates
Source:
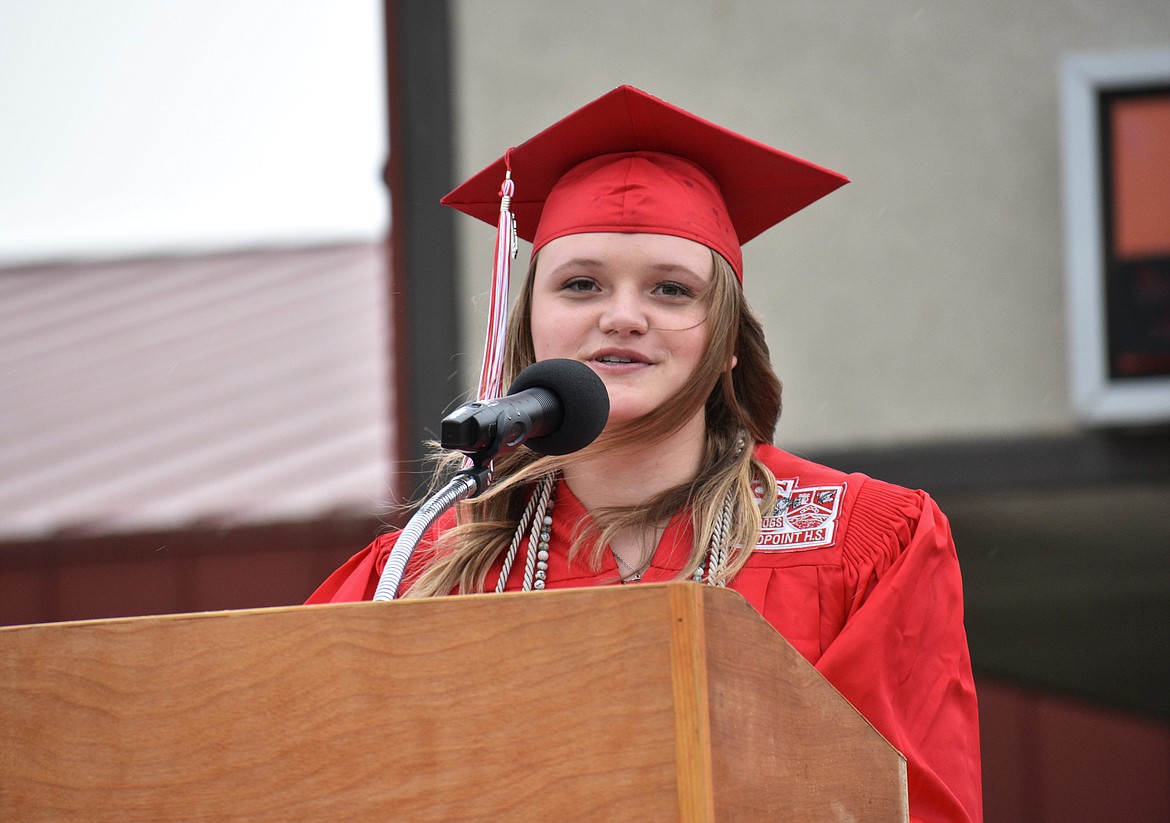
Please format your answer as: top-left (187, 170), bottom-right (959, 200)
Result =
top-left (307, 444), bottom-right (982, 822)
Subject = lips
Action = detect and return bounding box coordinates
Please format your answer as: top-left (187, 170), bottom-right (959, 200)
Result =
top-left (589, 348), bottom-right (652, 366)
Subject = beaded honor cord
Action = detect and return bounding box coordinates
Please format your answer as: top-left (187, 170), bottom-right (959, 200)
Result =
top-left (494, 476), bottom-right (735, 592)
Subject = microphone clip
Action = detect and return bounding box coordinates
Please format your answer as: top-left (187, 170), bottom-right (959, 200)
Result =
top-left (440, 387), bottom-right (561, 467)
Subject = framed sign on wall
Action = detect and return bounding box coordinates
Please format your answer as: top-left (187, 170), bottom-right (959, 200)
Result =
top-left (1061, 47), bottom-right (1170, 425)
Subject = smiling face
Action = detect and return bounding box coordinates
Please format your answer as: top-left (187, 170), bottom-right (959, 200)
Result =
top-left (530, 232), bottom-right (716, 428)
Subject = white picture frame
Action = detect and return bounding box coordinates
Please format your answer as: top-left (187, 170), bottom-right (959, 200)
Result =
top-left (1060, 47), bottom-right (1170, 425)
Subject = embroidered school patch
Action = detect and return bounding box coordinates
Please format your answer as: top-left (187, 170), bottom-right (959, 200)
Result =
top-left (753, 479), bottom-right (845, 552)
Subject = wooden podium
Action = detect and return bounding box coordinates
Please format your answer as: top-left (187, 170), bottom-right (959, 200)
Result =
top-left (0, 583), bottom-right (907, 821)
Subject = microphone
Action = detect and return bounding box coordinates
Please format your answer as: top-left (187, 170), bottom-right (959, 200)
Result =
top-left (441, 359), bottom-right (610, 461)
top-left (374, 360), bottom-right (608, 601)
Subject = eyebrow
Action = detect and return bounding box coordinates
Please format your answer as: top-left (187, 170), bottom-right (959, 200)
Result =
top-left (549, 257), bottom-right (604, 272)
top-left (647, 262), bottom-right (707, 280)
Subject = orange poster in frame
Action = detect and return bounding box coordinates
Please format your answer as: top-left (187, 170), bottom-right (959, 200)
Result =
top-left (1062, 48), bottom-right (1170, 424)
top-left (1101, 88), bottom-right (1170, 379)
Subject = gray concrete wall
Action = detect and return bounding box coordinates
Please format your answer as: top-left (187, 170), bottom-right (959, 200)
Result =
top-left (448, 0), bottom-right (1169, 450)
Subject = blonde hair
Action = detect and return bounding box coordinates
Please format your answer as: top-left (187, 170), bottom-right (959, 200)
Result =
top-left (405, 250), bottom-right (780, 597)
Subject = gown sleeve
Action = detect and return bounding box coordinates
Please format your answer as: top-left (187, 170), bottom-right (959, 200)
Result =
top-left (304, 532), bottom-right (399, 603)
top-left (306, 507), bottom-right (464, 604)
top-left (815, 479), bottom-right (983, 823)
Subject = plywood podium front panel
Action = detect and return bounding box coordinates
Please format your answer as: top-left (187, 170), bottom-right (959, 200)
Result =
top-left (0, 583), bottom-right (906, 821)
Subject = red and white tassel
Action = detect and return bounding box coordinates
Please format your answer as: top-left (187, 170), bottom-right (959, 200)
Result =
top-left (475, 155), bottom-right (518, 404)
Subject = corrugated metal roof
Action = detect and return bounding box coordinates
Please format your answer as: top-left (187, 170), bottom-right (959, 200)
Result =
top-left (0, 243), bottom-right (395, 538)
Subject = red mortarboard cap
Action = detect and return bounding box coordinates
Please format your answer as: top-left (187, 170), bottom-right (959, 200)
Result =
top-left (441, 85), bottom-right (848, 280)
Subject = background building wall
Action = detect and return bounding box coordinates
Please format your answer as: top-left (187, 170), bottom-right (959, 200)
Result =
top-left (448, 0), bottom-right (1169, 449)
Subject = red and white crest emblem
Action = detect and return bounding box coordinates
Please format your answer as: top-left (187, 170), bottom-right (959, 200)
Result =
top-left (753, 478), bottom-right (845, 552)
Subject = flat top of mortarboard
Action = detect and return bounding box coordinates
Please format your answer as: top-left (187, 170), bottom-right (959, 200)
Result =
top-left (441, 85), bottom-right (848, 247)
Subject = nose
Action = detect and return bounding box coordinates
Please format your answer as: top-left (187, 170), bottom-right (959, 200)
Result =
top-left (598, 290), bottom-right (650, 336)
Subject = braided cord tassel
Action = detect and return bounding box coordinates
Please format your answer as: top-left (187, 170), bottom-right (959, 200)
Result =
top-left (494, 475), bottom-right (546, 594)
top-left (475, 161), bottom-right (518, 405)
top-left (704, 490), bottom-right (735, 586)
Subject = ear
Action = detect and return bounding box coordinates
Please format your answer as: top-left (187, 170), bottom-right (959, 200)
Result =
top-left (729, 354), bottom-right (738, 371)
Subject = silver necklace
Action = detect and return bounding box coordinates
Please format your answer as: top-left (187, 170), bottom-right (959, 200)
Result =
top-left (611, 550), bottom-right (646, 583)
top-left (495, 475), bottom-right (734, 592)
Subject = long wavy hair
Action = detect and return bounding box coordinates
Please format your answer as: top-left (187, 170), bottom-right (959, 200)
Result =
top-left (404, 249), bottom-right (781, 597)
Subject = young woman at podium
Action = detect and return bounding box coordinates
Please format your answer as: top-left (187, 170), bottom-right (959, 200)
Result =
top-left (307, 86), bottom-right (982, 823)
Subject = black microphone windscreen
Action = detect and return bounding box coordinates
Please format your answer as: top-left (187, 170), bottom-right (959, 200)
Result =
top-left (506, 359), bottom-right (609, 455)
